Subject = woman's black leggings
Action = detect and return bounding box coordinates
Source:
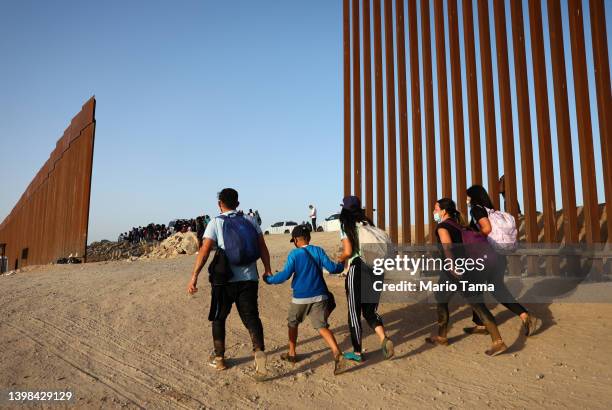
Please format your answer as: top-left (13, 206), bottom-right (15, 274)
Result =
top-left (434, 273), bottom-right (502, 342)
top-left (345, 258), bottom-right (384, 353)
top-left (472, 255), bottom-right (528, 326)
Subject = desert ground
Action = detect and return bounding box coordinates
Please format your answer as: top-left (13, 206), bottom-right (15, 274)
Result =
top-left (1, 231), bottom-right (612, 409)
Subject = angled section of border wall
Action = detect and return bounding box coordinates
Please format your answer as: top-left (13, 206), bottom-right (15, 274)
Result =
top-left (0, 97), bottom-right (96, 270)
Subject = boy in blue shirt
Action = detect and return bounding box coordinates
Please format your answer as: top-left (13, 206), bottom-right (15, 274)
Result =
top-left (263, 225), bottom-right (348, 375)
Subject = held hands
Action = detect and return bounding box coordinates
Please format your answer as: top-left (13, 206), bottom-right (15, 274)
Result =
top-left (262, 271), bottom-right (272, 284)
top-left (262, 271), bottom-right (272, 283)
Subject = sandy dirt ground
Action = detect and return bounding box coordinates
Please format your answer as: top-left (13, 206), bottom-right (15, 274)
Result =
top-left (1, 232), bottom-right (612, 409)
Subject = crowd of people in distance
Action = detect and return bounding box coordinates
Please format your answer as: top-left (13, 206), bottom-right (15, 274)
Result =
top-left (246, 209), bottom-right (263, 226)
top-left (117, 211), bottom-right (262, 247)
top-left (118, 224), bottom-right (171, 244)
top-left (118, 216), bottom-right (213, 245)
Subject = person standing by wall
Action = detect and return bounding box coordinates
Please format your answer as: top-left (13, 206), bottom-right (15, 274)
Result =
top-left (498, 175), bottom-right (522, 215)
top-left (309, 204), bottom-right (317, 232)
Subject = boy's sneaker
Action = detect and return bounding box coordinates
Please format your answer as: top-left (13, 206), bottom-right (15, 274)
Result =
top-left (208, 356), bottom-right (227, 370)
top-left (253, 350), bottom-right (267, 381)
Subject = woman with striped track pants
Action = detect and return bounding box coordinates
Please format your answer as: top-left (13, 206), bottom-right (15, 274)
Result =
top-left (338, 196), bottom-right (394, 363)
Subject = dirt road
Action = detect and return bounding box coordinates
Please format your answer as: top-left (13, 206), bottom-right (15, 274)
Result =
top-left (1, 232), bottom-right (611, 409)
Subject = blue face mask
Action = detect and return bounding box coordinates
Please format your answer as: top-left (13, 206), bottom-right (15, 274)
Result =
top-left (433, 212), bottom-right (442, 223)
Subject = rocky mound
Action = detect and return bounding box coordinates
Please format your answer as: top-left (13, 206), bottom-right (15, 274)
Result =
top-left (86, 240), bottom-right (156, 262)
top-left (87, 232), bottom-right (199, 262)
top-left (142, 232), bottom-right (199, 259)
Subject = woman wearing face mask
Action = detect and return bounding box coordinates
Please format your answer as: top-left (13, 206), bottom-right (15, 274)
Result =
top-left (427, 198), bottom-right (508, 356)
top-left (466, 185), bottom-right (539, 336)
top-left (337, 195), bottom-right (394, 363)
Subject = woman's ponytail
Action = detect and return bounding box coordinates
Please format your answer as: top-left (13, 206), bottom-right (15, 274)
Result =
top-left (437, 198), bottom-right (465, 226)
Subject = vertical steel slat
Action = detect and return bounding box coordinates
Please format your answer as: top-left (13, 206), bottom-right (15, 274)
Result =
top-left (589, 0), bottom-right (612, 242)
top-left (408, 0), bottom-right (424, 244)
top-left (353, 0), bottom-right (363, 198)
top-left (528, 0), bottom-right (557, 244)
top-left (477, 0), bottom-right (499, 209)
top-left (493, 0), bottom-right (521, 275)
top-left (422, 0), bottom-right (437, 243)
top-left (462, 0), bottom-right (482, 186)
top-left (434, 0), bottom-right (452, 198)
top-left (492, 0), bottom-right (518, 222)
top-left (548, 0), bottom-right (579, 243)
top-left (384, 0), bottom-right (398, 243)
top-left (344, 0), bottom-right (352, 197)
top-left (396, 0), bottom-right (411, 244)
top-left (374, 0), bottom-right (386, 229)
top-left (510, 0), bottom-right (538, 246)
top-left (568, 0), bottom-right (600, 243)
top-left (363, 0), bottom-right (374, 221)
top-left (448, 0), bottom-right (467, 216)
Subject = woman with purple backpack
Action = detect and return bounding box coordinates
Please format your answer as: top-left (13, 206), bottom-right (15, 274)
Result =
top-left (465, 185), bottom-right (539, 337)
top-left (427, 198), bottom-right (508, 356)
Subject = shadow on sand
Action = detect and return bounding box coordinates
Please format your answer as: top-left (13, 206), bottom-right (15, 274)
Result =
top-left (255, 293), bottom-right (555, 380)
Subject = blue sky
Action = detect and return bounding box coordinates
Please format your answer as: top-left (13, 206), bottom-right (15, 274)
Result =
top-left (0, 0), bottom-right (344, 242)
top-left (0, 0), bottom-right (611, 243)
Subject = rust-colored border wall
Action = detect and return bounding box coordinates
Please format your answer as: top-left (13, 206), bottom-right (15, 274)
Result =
top-left (0, 97), bottom-right (96, 269)
top-left (344, 0), bottom-right (611, 244)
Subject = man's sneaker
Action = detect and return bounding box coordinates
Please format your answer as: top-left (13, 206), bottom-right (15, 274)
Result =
top-left (253, 350), bottom-right (267, 381)
top-left (333, 353), bottom-right (349, 375)
top-left (208, 356), bottom-right (227, 370)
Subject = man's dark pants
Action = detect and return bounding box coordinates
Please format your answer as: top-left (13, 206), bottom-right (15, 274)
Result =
top-left (209, 280), bottom-right (265, 357)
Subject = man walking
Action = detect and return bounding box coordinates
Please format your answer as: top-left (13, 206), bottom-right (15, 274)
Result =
top-left (309, 204), bottom-right (317, 232)
top-left (187, 188), bottom-right (272, 380)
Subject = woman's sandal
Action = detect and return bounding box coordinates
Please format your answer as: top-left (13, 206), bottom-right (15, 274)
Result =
top-left (253, 351), bottom-right (268, 382)
top-left (381, 337), bottom-right (395, 359)
top-left (463, 325), bottom-right (489, 335)
top-left (280, 353), bottom-right (298, 363)
top-left (485, 340), bottom-right (508, 357)
top-left (425, 335), bottom-right (449, 346)
top-left (522, 314), bottom-right (541, 336)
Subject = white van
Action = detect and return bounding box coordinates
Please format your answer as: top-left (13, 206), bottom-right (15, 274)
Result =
top-left (263, 221), bottom-right (299, 235)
